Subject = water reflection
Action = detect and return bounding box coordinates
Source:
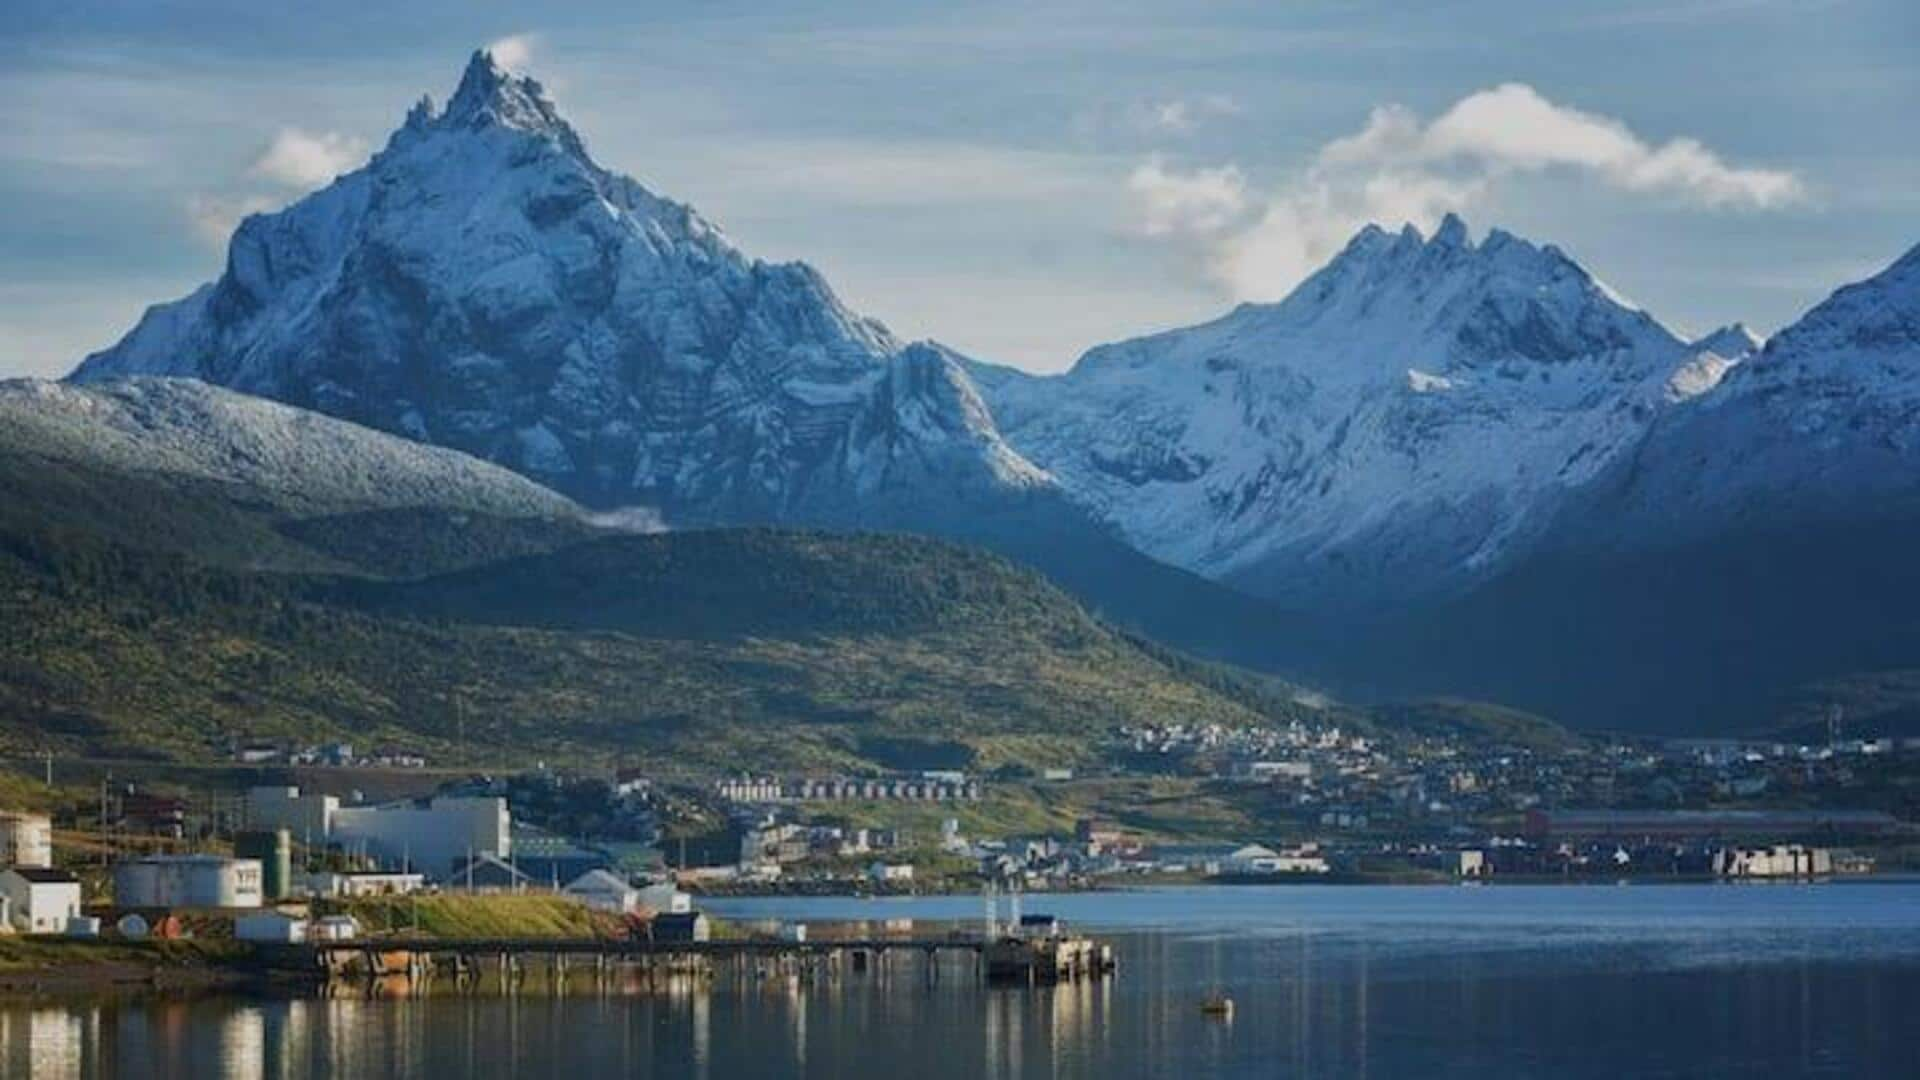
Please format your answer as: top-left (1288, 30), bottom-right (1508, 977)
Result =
top-left (3, 886), bottom-right (1920, 1077)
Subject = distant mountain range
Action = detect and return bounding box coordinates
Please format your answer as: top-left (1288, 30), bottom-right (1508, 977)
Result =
top-left (58, 50), bottom-right (1920, 734)
top-left (0, 378), bottom-right (1347, 767)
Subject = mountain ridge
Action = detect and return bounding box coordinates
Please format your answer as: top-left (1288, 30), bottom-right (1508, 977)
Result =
top-left (973, 213), bottom-right (1698, 609)
top-left (46, 49), bottom-right (1920, 735)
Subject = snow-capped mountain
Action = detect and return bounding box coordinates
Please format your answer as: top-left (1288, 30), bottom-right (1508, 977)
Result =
top-left (1339, 240), bottom-right (1920, 732)
top-left (56, 48), bottom-right (1920, 732)
top-left (973, 214), bottom-right (1702, 607)
top-left (0, 376), bottom-right (577, 519)
top-left (72, 51), bottom-right (1049, 530)
top-left (1577, 240), bottom-right (1920, 541)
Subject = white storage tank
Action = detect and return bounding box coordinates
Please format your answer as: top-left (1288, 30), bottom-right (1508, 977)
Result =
top-left (114, 855), bottom-right (264, 908)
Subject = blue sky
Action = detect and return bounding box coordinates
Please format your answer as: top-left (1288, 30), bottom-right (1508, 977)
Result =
top-left (3, 0), bottom-right (1915, 376)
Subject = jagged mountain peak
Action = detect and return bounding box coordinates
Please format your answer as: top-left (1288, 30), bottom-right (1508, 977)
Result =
top-left (446, 49), bottom-right (553, 125)
top-left (68, 51), bottom-right (1048, 529)
top-left (1274, 215), bottom-right (1666, 361)
top-left (1688, 322), bottom-right (1764, 358)
top-left (382, 50), bottom-right (594, 170)
top-left (1077, 216), bottom-right (1680, 386)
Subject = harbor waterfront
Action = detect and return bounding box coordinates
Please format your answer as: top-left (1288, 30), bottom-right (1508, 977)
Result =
top-left (2, 884), bottom-right (1917, 1077)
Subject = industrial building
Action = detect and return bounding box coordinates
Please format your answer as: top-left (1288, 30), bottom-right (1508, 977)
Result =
top-left (335, 797), bottom-right (509, 880)
top-left (306, 871), bottom-right (426, 898)
top-left (0, 812), bottom-right (53, 869)
top-left (245, 785), bottom-right (510, 881)
top-left (114, 855), bottom-right (263, 908)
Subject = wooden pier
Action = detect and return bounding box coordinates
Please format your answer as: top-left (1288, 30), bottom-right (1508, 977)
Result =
top-left (288, 933), bottom-right (1115, 989)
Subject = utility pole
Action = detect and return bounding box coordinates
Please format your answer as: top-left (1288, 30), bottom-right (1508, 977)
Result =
top-left (43, 749), bottom-right (52, 787)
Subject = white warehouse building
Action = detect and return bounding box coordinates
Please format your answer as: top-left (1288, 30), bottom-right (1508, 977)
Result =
top-left (114, 855), bottom-right (263, 908)
top-left (245, 786), bottom-right (510, 882)
top-left (333, 797), bottom-right (510, 880)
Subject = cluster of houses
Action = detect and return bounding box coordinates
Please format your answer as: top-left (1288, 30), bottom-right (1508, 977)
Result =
top-left (707, 796), bottom-right (1889, 888)
top-left (702, 817), bottom-right (914, 885)
top-left (715, 772), bottom-right (983, 805)
top-left (229, 741), bottom-right (426, 768)
top-left (965, 819), bottom-right (1332, 886)
top-left (1106, 713), bottom-right (1920, 857)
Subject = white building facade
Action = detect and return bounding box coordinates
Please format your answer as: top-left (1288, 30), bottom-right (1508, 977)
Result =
top-left (333, 797), bottom-right (510, 880)
top-left (0, 869), bottom-right (82, 933)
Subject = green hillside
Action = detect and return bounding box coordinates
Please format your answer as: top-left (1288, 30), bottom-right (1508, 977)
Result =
top-left (0, 499), bottom-right (1306, 770)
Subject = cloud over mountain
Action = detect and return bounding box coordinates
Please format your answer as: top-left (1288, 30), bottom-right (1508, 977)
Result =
top-left (247, 128), bottom-right (371, 189)
top-left (1132, 82), bottom-right (1805, 302)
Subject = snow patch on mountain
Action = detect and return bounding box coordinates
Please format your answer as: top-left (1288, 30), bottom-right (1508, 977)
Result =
top-left (0, 377), bottom-right (580, 519)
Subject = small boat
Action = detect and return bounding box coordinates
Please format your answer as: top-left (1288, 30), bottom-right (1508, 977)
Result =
top-left (1200, 990), bottom-right (1235, 1017)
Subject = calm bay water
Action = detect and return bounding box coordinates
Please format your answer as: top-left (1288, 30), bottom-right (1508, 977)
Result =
top-left (5, 883), bottom-right (1918, 1078)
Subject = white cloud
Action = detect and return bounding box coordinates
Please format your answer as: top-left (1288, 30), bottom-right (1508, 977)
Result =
top-left (1129, 94), bottom-right (1241, 134)
top-left (1412, 84), bottom-right (1802, 207)
top-left (1127, 155), bottom-right (1247, 237)
top-left (194, 127), bottom-right (368, 252)
top-left (486, 33), bottom-right (538, 71)
top-left (186, 193), bottom-right (280, 248)
top-left (1131, 83), bottom-right (1806, 301)
top-left (246, 128), bottom-right (369, 190)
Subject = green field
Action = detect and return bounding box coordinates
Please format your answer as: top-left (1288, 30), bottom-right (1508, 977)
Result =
top-left (328, 894), bottom-right (618, 939)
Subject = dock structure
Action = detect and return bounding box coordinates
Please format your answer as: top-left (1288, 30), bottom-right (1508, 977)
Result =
top-left (290, 932), bottom-right (1115, 989)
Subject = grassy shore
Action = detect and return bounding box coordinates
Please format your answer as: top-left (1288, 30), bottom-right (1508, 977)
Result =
top-left (0, 937), bottom-right (261, 995)
top-left (326, 894), bottom-right (620, 939)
